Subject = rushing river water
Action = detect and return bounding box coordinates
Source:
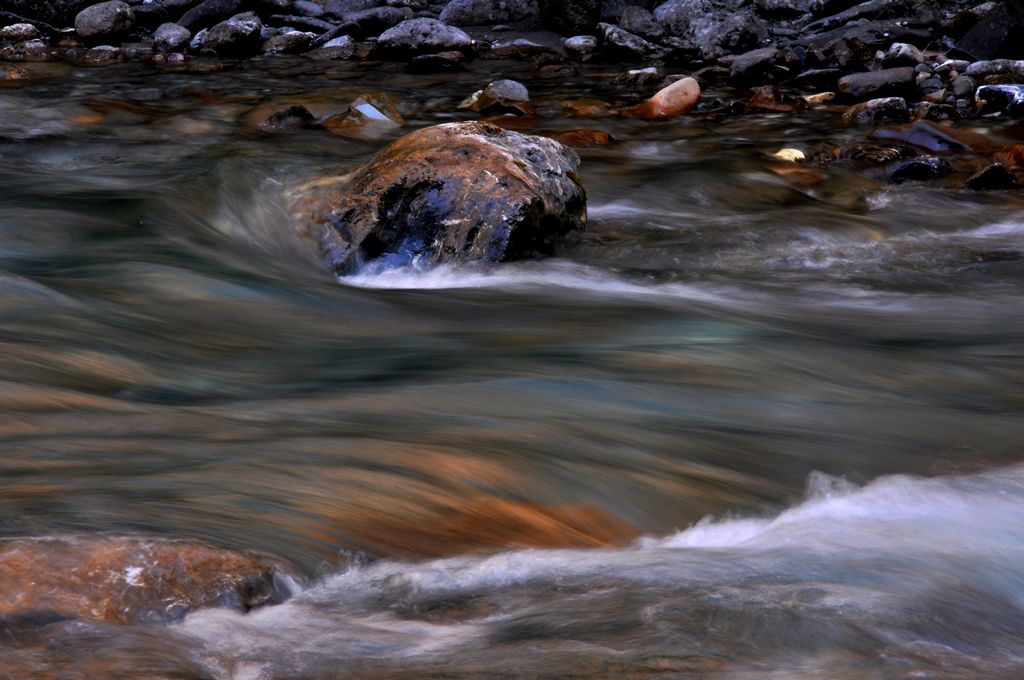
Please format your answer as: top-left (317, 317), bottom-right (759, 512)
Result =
top-left (2, 55), bottom-right (1024, 678)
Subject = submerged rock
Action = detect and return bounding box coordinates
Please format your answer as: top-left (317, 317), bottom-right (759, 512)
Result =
top-left (887, 155), bottom-right (951, 184)
top-left (966, 163), bottom-right (1018, 190)
top-left (0, 536), bottom-right (294, 625)
top-left (297, 122), bottom-right (586, 274)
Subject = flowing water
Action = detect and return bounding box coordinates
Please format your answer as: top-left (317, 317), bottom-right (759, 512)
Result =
top-left (2, 55), bottom-right (1024, 678)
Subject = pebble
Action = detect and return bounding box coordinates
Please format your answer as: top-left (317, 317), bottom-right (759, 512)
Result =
top-left (772, 148), bottom-right (805, 162)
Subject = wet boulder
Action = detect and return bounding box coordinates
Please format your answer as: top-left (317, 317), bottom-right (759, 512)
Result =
top-left (977, 84), bottom-right (1024, 117)
top-left (298, 122), bottom-right (586, 274)
top-left (177, 0), bottom-right (244, 31)
top-left (0, 536), bottom-right (294, 625)
top-left (439, 0), bottom-right (539, 26)
top-left (153, 22), bottom-right (191, 52)
top-left (887, 155), bottom-right (951, 184)
top-left (74, 1), bottom-right (134, 42)
top-left (374, 18), bottom-right (473, 58)
top-left (201, 11), bottom-right (263, 57)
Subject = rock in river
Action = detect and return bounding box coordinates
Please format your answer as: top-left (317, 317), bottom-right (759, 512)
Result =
top-left (0, 536), bottom-right (294, 625)
top-left (74, 1), bottom-right (135, 41)
top-left (296, 122), bottom-right (586, 274)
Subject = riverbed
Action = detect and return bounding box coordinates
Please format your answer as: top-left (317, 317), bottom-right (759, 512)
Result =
top-left (2, 55), bottom-right (1024, 678)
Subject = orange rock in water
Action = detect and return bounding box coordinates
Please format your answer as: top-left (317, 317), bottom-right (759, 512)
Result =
top-left (552, 128), bottom-right (614, 147)
top-left (346, 497), bottom-right (640, 558)
top-left (633, 77), bottom-right (700, 120)
top-left (0, 536), bottom-right (294, 624)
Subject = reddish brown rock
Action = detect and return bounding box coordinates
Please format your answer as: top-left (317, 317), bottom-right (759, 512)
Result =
top-left (633, 77), bottom-right (701, 120)
top-left (294, 121), bottom-right (586, 274)
top-left (0, 536), bottom-right (294, 624)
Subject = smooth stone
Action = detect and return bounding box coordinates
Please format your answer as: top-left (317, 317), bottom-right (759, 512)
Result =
top-left (74, 1), bottom-right (134, 40)
top-left (964, 59), bottom-right (1024, 80)
top-left (177, 0), bottom-right (244, 31)
top-left (633, 76), bottom-right (700, 120)
top-left (728, 46), bottom-right (779, 84)
top-left (295, 121), bottom-right (586, 274)
top-left (406, 49), bottom-right (466, 72)
top-left (951, 75), bottom-right (976, 99)
top-left (153, 22), bottom-right (191, 52)
top-left (966, 163), bottom-right (1018, 190)
top-left (460, 78), bottom-right (532, 114)
top-left (837, 66), bottom-right (916, 100)
top-left (564, 34), bottom-right (597, 59)
top-left (374, 18), bottom-right (473, 58)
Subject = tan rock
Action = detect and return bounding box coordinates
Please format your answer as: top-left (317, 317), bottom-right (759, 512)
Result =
top-left (633, 76), bottom-right (700, 120)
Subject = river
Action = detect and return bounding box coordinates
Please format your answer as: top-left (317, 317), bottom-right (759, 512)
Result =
top-left (2, 55), bottom-right (1024, 678)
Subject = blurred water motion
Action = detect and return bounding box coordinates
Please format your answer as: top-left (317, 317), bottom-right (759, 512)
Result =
top-left (1, 57), bottom-right (1023, 678)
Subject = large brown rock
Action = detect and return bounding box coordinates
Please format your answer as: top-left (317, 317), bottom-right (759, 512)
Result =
top-left (297, 122), bottom-right (587, 274)
top-left (0, 536), bottom-right (294, 624)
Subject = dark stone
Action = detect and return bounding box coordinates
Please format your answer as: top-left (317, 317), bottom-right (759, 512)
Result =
top-left (837, 67), bottom-right (916, 101)
top-left (293, 0), bottom-right (324, 16)
top-left (74, 1), bottom-right (134, 41)
top-left (131, 3), bottom-right (169, 29)
top-left (957, 1), bottom-right (1024, 60)
top-left (177, 0), bottom-right (244, 30)
top-left (0, 0), bottom-right (94, 26)
top-left (268, 15), bottom-right (336, 32)
top-left (153, 21), bottom-right (191, 50)
top-left (259, 104), bottom-right (316, 132)
top-left (729, 46), bottom-right (778, 85)
top-left (653, 0), bottom-right (767, 60)
top-left (325, 0), bottom-right (381, 18)
top-left (439, 0), bottom-right (539, 26)
top-left (374, 18), bottom-right (473, 58)
top-left (263, 29), bottom-right (315, 52)
top-left (617, 6), bottom-right (662, 40)
top-left (976, 84), bottom-right (1024, 116)
top-left (754, 0), bottom-right (813, 20)
top-left (201, 11), bottom-right (263, 56)
top-left (966, 163), bottom-right (1018, 190)
top-left (596, 21), bottom-right (661, 60)
top-left (540, 0), bottom-right (602, 36)
top-left (298, 122), bottom-right (586, 274)
top-left (484, 38), bottom-right (562, 60)
top-left (406, 49), bottom-right (467, 71)
top-left (886, 155), bottom-right (951, 183)
top-left (336, 6), bottom-right (413, 37)
top-left (843, 96), bottom-right (908, 125)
